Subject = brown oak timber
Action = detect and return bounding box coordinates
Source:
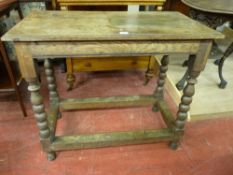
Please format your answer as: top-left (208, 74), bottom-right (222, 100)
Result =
top-left (60, 95), bottom-right (156, 111)
top-left (51, 129), bottom-right (176, 151)
top-left (1, 11), bottom-right (223, 160)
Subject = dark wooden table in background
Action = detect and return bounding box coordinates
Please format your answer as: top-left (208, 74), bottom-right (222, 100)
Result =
top-left (181, 0), bottom-right (233, 89)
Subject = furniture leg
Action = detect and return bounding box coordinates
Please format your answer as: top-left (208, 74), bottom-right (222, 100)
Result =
top-left (60, 58), bottom-right (67, 73)
top-left (66, 58), bottom-right (76, 91)
top-left (176, 55), bottom-right (195, 90)
top-left (16, 1), bottom-right (23, 19)
top-left (152, 55), bottom-right (169, 111)
top-left (0, 41), bottom-right (27, 117)
top-left (144, 56), bottom-right (155, 85)
top-left (14, 43), bottom-right (55, 160)
top-left (28, 79), bottom-right (55, 160)
top-left (217, 42), bottom-right (233, 89)
top-left (44, 59), bottom-right (59, 102)
top-left (171, 70), bottom-right (199, 149)
top-left (14, 80), bottom-right (27, 117)
top-left (172, 41), bottom-right (212, 148)
top-left (44, 59), bottom-right (61, 118)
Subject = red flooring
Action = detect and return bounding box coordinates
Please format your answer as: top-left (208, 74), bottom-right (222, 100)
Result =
top-left (0, 68), bottom-right (233, 175)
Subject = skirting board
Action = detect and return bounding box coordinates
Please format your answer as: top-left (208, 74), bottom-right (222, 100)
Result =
top-left (155, 53), bottom-right (233, 121)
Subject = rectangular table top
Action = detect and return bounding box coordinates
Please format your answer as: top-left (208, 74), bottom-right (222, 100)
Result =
top-left (1, 11), bottom-right (224, 42)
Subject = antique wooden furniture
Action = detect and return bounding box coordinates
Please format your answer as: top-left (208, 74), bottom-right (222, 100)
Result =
top-left (176, 0), bottom-right (233, 89)
top-left (0, 0), bottom-right (22, 17)
top-left (18, 0), bottom-right (52, 10)
top-left (53, 0), bottom-right (165, 10)
top-left (181, 0), bottom-right (233, 15)
top-left (217, 26), bottom-right (233, 88)
top-left (0, 0), bottom-right (26, 117)
top-left (1, 11), bottom-right (223, 160)
top-left (53, 0), bottom-right (166, 90)
top-left (164, 0), bottom-right (190, 15)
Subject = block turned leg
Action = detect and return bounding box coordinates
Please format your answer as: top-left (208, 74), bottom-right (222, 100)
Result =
top-left (152, 55), bottom-right (169, 112)
top-left (28, 80), bottom-right (56, 160)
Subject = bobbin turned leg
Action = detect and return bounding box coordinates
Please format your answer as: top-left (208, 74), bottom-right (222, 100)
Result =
top-left (14, 43), bottom-right (56, 160)
top-left (171, 70), bottom-right (200, 149)
top-left (171, 41), bottom-right (212, 149)
top-left (44, 59), bottom-right (59, 102)
top-left (28, 80), bottom-right (56, 160)
top-left (152, 55), bottom-right (169, 112)
top-left (44, 59), bottom-right (61, 119)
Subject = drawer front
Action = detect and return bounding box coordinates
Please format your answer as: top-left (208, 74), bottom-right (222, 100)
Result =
top-left (71, 56), bottom-right (151, 72)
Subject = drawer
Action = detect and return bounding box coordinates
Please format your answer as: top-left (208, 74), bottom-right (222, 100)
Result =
top-left (70, 56), bottom-right (151, 72)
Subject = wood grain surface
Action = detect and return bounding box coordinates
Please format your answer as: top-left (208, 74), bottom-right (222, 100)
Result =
top-left (1, 11), bottom-right (224, 41)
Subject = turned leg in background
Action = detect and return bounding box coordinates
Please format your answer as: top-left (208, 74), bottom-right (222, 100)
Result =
top-left (152, 55), bottom-right (169, 112)
top-left (144, 56), bottom-right (156, 85)
top-left (44, 59), bottom-right (61, 118)
top-left (66, 58), bottom-right (76, 91)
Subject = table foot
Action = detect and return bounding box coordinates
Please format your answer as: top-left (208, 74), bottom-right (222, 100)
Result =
top-left (57, 111), bottom-right (62, 119)
top-left (67, 73), bottom-right (75, 91)
top-left (219, 80), bottom-right (227, 89)
top-left (152, 104), bottom-right (159, 112)
top-left (169, 141), bottom-right (179, 150)
top-left (47, 151), bottom-right (56, 161)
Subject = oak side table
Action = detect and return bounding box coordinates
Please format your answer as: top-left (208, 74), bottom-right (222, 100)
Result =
top-left (1, 11), bottom-right (223, 160)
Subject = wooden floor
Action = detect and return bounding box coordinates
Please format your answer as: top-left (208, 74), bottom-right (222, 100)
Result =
top-left (164, 50), bottom-right (233, 120)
